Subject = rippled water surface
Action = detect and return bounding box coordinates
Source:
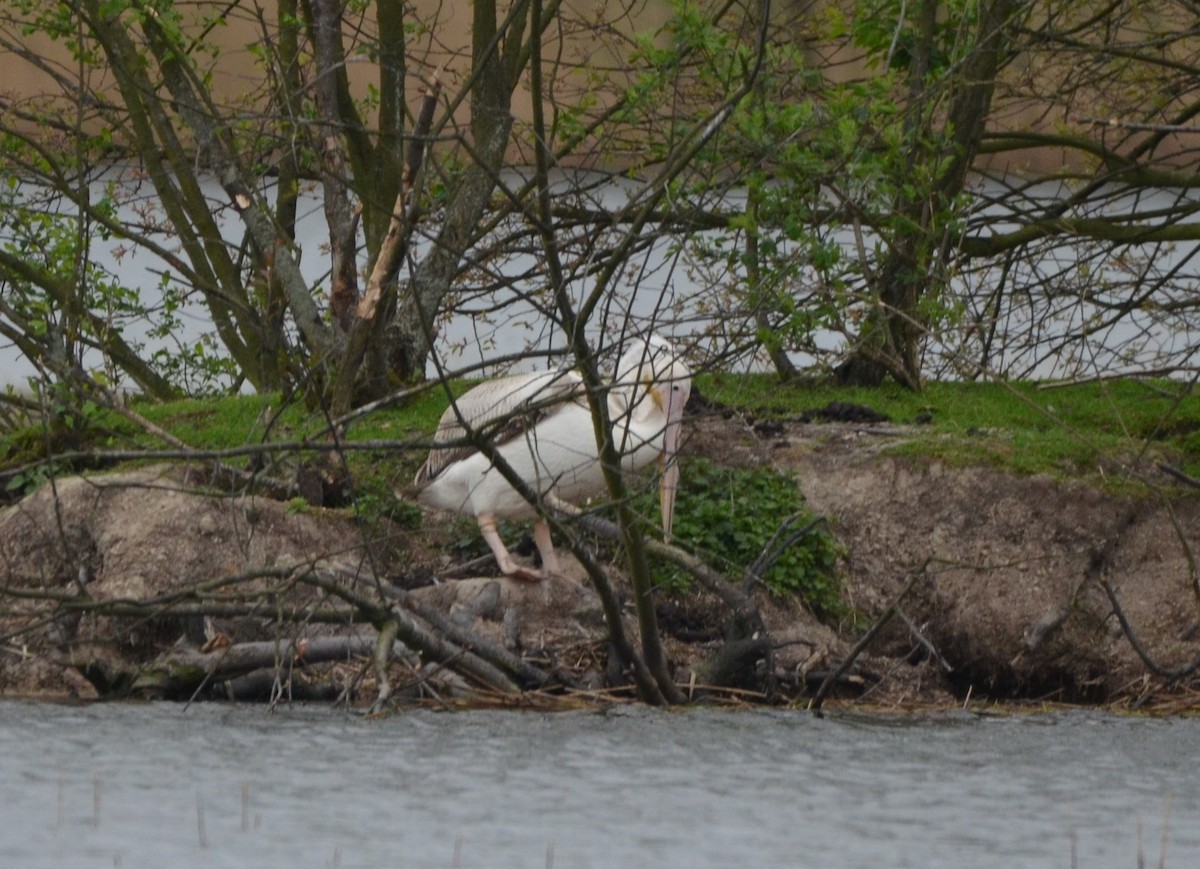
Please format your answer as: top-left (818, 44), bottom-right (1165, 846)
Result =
top-left (2, 702), bottom-right (1197, 868)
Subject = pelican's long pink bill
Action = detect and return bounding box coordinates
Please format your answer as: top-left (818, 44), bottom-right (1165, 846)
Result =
top-left (660, 458), bottom-right (679, 542)
top-left (658, 373), bottom-right (689, 542)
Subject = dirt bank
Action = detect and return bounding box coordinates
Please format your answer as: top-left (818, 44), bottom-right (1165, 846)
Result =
top-left (2, 415), bottom-right (1198, 710)
top-left (695, 413), bottom-right (1200, 708)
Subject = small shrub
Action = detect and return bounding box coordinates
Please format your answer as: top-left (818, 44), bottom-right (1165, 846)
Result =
top-left (640, 459), bottom-right (845, 619)
top-left (353, 485), bottom-right (424, 529)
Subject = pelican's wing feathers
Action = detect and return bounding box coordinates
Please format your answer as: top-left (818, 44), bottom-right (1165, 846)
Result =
top-left (414, 368), bottom-right (585, 485)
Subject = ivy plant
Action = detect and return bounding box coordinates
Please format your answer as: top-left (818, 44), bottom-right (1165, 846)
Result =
top-left (639, 458), bottom-right (845, 619)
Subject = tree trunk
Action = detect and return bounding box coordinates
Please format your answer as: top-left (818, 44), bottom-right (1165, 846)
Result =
top-left (836, 0), bottom-right (1021, 389)
top-left (377, 0), bottom-right (524, 386)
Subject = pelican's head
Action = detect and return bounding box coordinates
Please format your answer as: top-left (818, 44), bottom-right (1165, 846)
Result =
top-left (613, 335), bottom-right (691, 542)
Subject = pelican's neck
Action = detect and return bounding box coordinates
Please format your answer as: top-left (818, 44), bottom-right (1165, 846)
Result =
top-left (608, 335), bottom-right (682, 436)
top-left (608, 376), bottom-right (658, 427)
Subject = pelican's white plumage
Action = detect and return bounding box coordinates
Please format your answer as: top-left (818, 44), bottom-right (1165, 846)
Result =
top-left (414, 336), bottom-right (691, 580)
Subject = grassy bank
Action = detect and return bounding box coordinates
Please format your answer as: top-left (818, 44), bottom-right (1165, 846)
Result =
top-left (2, 375), bottom-right (1198, 496)
top-left (2, 375), bottom-right (1198, 708)
top-left (702, 374), bottom-right (1200, 488)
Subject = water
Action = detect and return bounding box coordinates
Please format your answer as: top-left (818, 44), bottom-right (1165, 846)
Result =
top-left (4, 172), bottom-right (1198, 391)
top-left (1, 702), bottom-right (1196, 868)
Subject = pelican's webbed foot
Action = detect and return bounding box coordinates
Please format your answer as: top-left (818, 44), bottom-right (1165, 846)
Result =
top-left (478, 513), bottom-right (552, 582)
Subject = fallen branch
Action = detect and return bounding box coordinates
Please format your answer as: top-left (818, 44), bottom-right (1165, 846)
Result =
top-left (570, 509), bottom-right (775, 697)
top-left (809, 559), bottom-right (930, 714)
top-left (896, 606), bottom-right (952, 671)
top-left (571, 512), bottom-right (765, 634)
top-left (375, 579), bottom-right (563, 690)
top-left (298, 571), bottom-right (522, 696)
top-left (1099, 577), bottom-right (1200, 684)
top-left (1160, 463), bottom-right (1200, 490)
top-left (132, 635), bottom-right (378, 697)
top-left (64, 565), bottom-right (533, 699)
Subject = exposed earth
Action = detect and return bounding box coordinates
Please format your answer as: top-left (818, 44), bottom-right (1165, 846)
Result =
top-left (2, 409), bottom-right (1199, 711)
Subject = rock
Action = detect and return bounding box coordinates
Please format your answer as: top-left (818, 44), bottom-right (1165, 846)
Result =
top-left (0, 466), bottom-right (377, 697)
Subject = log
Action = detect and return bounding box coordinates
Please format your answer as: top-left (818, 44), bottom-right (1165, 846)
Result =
top-left (131, 635), bottom-right (378, 698)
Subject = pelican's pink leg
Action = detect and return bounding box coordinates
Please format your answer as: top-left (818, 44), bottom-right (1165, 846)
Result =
top-left (477, 513), bottom-right (545, 582)
top-left (531, 518), bottom-right (560, 575)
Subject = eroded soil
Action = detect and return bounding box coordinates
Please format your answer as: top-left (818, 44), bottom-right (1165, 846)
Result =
top-left (2, 412), bottom-right (1198, 710)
